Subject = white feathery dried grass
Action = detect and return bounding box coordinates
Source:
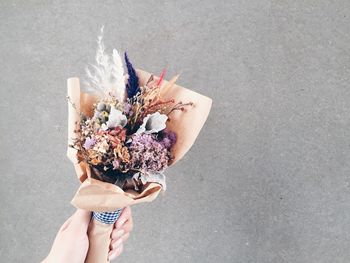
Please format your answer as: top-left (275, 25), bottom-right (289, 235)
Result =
top-left (85, 26), bottom-right (125, 101)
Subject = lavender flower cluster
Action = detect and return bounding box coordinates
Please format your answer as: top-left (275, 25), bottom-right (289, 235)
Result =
top-left (129, 130), bottom-right (176, 172)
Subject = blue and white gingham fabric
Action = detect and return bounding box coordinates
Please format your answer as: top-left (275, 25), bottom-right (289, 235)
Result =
top-left (92, 209), bottom-right (122, 224)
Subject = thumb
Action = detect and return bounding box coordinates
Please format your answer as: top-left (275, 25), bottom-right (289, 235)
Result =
top-left (69, 209), bottom-right (92, 231)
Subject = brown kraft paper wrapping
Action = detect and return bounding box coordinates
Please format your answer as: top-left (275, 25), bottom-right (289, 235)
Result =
top-left (67, 70), bottom-right (212, 263)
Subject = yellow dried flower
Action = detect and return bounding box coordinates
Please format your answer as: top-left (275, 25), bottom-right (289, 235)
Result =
top-left (113, 144), bottom-right (130, 163)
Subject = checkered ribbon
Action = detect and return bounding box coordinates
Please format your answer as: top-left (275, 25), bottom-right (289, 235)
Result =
top-left (92, 209), bottom-right (122, 224)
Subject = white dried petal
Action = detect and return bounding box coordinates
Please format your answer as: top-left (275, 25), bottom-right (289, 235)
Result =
top-left (105, 107), bottom-right (127, 129)
top-left (136, 112), bottom-right (168, 134)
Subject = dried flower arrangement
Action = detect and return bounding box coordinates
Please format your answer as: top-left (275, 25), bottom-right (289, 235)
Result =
top-left (66, 27), bottom-right (212, 263)
top-left (68, 27), bottom-right (193, 192)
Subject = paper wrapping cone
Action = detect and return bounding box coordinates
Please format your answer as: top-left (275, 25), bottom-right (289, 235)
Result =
top-left (67, 70), bottom-right (212, 263)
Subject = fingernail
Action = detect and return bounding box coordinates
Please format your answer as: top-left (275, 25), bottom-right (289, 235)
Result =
top-left (113, 238), bottom-right (123, 249)
top-left (115, 229), bottom-right (124, 238)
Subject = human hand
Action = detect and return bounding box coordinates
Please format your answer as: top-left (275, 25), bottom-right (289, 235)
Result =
top-left (42, 209), bottom-right (90, 263)
top-left (108, 206), bottom-right (133, 261)
top-left (42, 207), bottom-right (133, 263)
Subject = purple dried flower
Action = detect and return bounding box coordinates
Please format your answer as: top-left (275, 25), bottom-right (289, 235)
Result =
top-left (128, 133), bottom-right (171, 172)
top-left (160, 130), bottom-right (177, 149)
top-left (83, 137), bottom-right (96, 150)
top-left (124, 52), bottom-right (140, 98)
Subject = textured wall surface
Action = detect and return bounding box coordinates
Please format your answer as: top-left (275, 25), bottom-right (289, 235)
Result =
top-left (1, 1), bottom-right (350, 262)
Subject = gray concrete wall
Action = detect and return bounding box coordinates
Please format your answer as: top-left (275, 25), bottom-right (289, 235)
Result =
top-left (1, 1), bottom-right (350, 262)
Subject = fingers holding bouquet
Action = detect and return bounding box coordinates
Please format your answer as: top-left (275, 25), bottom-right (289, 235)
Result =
top-left (109, 206), bottom-right (133, 260)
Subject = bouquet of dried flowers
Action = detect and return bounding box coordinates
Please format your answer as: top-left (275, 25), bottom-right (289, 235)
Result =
top-left (66, 28), bottom-right (212, 263)
top-left (71, 48), bottom-right (192, 190)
